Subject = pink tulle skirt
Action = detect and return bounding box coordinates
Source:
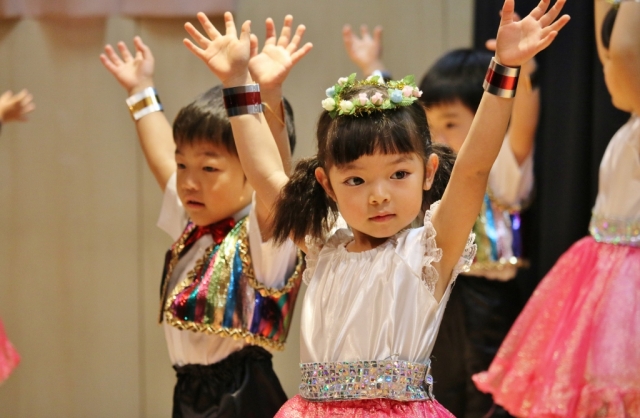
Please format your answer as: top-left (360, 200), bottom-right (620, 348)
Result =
top-left (275, 395), bottom-right (455, 417)
top-left (473, 237), bottom-right (640, 418)
top-left (0, 318), bottom-right (20, 384)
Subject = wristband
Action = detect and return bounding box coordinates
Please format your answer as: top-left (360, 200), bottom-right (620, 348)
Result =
top-left (222, 84), bottom-right (263, 117)
top-left (126, 87), bottom-right (163, 121)
top-left (483, 58), bottom-right (521, 98)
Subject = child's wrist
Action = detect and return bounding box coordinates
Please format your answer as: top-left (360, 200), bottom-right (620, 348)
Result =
top-left (127, 80), bottom-right (155, 97)
top-left (222, 72), bottom-right (254, 89)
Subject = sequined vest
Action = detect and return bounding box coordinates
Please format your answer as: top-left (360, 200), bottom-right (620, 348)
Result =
top-left (159, 216), bottom-right (305, 350)
top-left (468, 192), bottom-right (528, 275)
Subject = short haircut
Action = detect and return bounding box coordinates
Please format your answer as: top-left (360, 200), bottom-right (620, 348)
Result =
top-left (172, 85), bottom-right (296, 154)
top-left (419, 48), bottom-right (493, 113)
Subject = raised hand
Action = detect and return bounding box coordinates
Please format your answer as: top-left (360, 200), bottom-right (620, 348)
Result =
top-left (342, 24), bottom-right (384, 76)
top-left (100, 37), bottom-right (155, 95)
top-left (485, 12), bottom-right (537, 77)
top-left (184, 11), bottom-right (253, 87)
top-left (494, 0), bottom-right (570, 68)
top-left (0, 89), bottom-right (35, 123)
top-left (248, 15), bottom-right (313, 90)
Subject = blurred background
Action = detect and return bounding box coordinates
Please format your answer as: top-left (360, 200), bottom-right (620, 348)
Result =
top-left (0, 0), bottom-right (628, 416)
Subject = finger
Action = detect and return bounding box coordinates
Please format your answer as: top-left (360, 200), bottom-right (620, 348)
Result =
top-left (541, 14), bottom-right (571, 37)
top-left (134, 36), bottom-right (154, 61)
top-left (185, 22), bottom-right (213, 49)
top-left (513, 12), bottom-right (521, 22)
top-left (539, 0), bottom-right (567, 27)
top-left (485, 38), bottom-right (497, 51)
top-left (360, 24), bottom-right (370, 39)
top-left (373, 25), bottom-right (383, 45)
top-left (529, 0), bottom-right (551, 20)
top-left (343, 25), bottom-right (354, 49)
top-left (250, 33), bottom-right (259, 58)
top-left (278, 15), bottom-right (293, 47)
top-left (196, 12), bottom-right (223, 40)
top-left (183, 38), bottom-right (207, 62)
top-left (117, 41), bottom-right (134, 62)
top-left (239, 19), bottom-right (252, 44)
top-left (103, 44), bottom-right (123, 66)
top-left (264, 17), bottom-right (276, 46)
top-left (99, 54), bottom-right (119, 73)
top-left (222, 11), bottom-right (238, 39)
top-left (287, 24), bottom-right (306, 53)
top-left (499, 0), bottom-right (516, 25)
top-left (535, 30), bottom-right (558, 53)
top-left (290, 42), bottom-right (313, 65)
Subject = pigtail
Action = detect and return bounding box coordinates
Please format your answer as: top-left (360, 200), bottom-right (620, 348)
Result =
top-left (424, 143), bottom-right (457, 208)
top-left (272, 156), bottom-right (337, 245)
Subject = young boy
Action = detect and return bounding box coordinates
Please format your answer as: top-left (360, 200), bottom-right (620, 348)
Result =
top-left (344, 29), bottom-right (539, 418)
top-left (100, 16), bottom-right (312, 418)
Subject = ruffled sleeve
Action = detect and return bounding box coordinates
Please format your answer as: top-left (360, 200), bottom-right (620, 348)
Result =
top-left (421, 201), bottom-right (477, 294)
top-left (302, 235), bottom-right (324, 285)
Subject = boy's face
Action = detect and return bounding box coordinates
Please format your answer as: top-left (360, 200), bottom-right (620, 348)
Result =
top-left (175, 141), bottom-right (253, 226)
top-left (426, 100), bottom-right (475, 153)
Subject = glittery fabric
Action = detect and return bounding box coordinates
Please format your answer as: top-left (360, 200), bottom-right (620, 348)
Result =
top-left (468, 193), bottom-right (527, 276)
top-left (590, 213), bottom-right (640, 247)
top-left (275, 395), bottom-right (454, 418)
top-left (473, 236), bottom-right (640, 417)
top-left (299, 359), bottom-right (433, 401)
top-left (161, 217), bottom-right (305, 350)
top-left (0, 318), bottom-right (20, 384)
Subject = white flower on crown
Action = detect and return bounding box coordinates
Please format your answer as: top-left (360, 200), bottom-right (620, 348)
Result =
top-left (339, 100), bottom-right (354, 113)
top-left (321, 98), bottom-right (336, 111)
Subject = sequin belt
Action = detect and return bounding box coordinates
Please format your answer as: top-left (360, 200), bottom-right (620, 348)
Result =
top-left (299, 358), bottom-right (433, 402)
top-left (589, 214), bottom-right (640, 247)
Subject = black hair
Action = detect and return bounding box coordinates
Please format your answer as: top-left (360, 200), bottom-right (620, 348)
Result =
top-left (601, 7), bottom-right (618, 50)
top-left (419, 48), bottom-right (493, 113)
top-left (271, 83), bottom-right (455, 244)
top-left (172, 85), bottom-right (296, 154)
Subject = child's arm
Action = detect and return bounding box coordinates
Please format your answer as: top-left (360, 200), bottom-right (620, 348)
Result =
top-left (0, 89), bottom-right (35, 125)
top-left (608, 1), bottom-right (640, 113)
top-left (100, 37), bottom-right (176, 191)
top-left (342, 24), bottom-right (386, 77)
top-left (247, 15), bottom-right (313, 237)
top-left (432, 0), bottom-right (569, 299)
top-left (184, 13), bottom-right (312, 245)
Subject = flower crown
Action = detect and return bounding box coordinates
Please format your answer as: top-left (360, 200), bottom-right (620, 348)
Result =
top-left (321, 73), bottom-right (423, 118)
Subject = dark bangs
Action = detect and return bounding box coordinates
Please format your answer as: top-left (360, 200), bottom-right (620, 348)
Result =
top-left (172, 86), bottom-right (236, 154)
top-left (318, 100), bottom-right (431, 167)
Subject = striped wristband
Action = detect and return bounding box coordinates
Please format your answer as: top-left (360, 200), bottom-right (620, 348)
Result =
top-left (483, 58), bottom-right (521, 98)
top-left (222, 84), bottom-right (263, 117)
top-left (126, 87), bottom-right (163, 121)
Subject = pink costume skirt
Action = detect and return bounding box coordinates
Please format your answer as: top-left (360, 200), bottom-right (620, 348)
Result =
top-left (473, 237), bottom-right (640, 417)
top-left (0, 318), bottom-right (20, 384)
top-left (275, 395), bottom-right (454, 418)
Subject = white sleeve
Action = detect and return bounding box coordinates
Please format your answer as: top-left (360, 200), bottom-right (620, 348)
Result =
top-left (248, 194), bottom-right (297, 289)
top-left (156, 172), bottom-right (188, 241)
top-left (488, 137), bottom-right (534, 207)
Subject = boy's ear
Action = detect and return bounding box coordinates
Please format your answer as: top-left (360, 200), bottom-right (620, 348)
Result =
top-left (423, 153), bottom-right (440, 191)
top-left (315, 167), bottom-right (337, 202)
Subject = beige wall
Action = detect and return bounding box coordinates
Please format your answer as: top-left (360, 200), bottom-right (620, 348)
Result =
top-left (0, 1), bottom-right (472, 416)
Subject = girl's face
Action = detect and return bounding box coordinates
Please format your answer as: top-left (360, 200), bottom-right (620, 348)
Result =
top-left (316, 151), bottom-right (437, 251)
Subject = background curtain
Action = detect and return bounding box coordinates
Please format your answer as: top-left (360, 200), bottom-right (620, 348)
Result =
top-left (474, 0), bottom-right (629, 298)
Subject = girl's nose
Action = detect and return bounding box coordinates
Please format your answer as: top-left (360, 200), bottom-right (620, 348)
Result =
top-left (369, 183), bottom-right (390, 205)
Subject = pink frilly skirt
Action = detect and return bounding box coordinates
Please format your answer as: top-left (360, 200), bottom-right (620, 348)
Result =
top-left (473, 237), bottom-right (640, 417)
top-left (0, 318), bottom-right (20, 384)
top-left (274, 395), bottom-right (454, 418)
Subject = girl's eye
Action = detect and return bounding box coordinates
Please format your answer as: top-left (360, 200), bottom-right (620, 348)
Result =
top-left (391, 171), bottom-right (408, 180)
top-left (177, 163), bottom-right (186, 169)
top-left (344, 177), bottom-right (364, 186)
top-left (203, 166), bottom-right (218, 173)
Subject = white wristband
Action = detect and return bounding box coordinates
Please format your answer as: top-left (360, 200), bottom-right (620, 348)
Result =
top-left (126, 87), bottom-right (163, 121)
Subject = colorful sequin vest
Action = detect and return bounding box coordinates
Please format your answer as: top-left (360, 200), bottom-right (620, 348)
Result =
top-left (159, 216), bottom-right (304, 350)
top-left (469, 192), bottom-right (528, 275)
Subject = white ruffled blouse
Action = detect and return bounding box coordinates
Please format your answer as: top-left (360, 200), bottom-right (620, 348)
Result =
top-left (299, 202), bottom-right (477, 365)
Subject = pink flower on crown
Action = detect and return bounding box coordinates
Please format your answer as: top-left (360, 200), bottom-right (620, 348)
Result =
top-left (358, 93), bottom-right (368, 105)
top-left (337, 77), bottom-right (349, 86)
top-left (370, 92), bottom-right (384, 106)
top-left (413, 87), bottom-right (423, 98)
top-left (402, 86), bottom-right (414, 98)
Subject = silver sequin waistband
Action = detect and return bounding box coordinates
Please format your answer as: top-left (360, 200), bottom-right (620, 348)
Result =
top-left (299, 358), bottom-right (433, 402)
top-left (589, 214), bottom-right (640, 247)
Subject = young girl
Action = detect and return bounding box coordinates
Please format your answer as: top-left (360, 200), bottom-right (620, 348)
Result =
top-left (183, 1), bottom-right (569, 416)
top-left (473, 2), bottom-right (640, 417)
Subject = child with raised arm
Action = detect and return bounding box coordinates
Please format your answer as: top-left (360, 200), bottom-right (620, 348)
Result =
top-left (473, 1), bottom-right (640, 416)
top-left (184, 1), bottom-right (569, 416)
top-left (345, 20), bottom-right (540, 418)
top-left (100, 17), bottom-right (311, 418)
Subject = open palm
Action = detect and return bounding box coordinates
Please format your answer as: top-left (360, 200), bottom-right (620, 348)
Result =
top-left (100, 37), bottom-right (155, 93)
top-left (495, 0), bottom-right (570, 67)
top-left (249, 16), bottom-right (313, 90)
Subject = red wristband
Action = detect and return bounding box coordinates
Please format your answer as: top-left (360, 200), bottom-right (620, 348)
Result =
top-left (483, 58), bottom-right (521, 98)
top-left (222, 84), bottom-right (263, 117)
